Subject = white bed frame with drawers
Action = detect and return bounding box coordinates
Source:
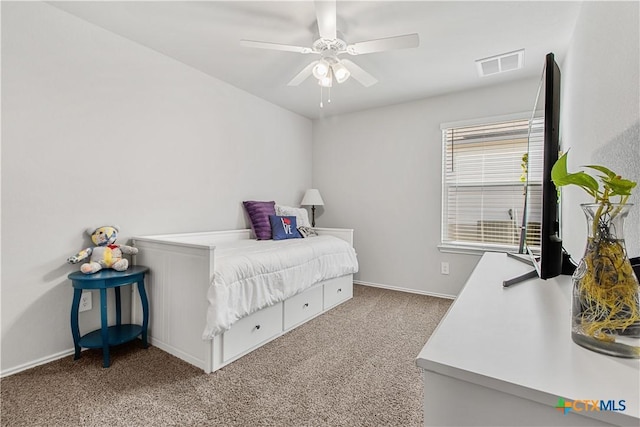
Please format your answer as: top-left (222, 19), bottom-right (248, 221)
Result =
top-left (131, 228), bottom-right (354, 373)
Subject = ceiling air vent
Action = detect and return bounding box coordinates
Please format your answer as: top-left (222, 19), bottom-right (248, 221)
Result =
top-left (476, 49), bottom-right (525, 77)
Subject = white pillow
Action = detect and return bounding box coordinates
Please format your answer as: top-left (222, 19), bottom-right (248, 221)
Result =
top-left (275, 204), bottom-right (311, 228)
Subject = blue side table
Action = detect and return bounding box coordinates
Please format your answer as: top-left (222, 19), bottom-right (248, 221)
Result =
top-left (69, 265), bottom-right (149, 368)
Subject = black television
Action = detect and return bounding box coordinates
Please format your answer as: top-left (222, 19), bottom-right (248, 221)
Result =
top-left (504, 52), bottom-right (575, 287)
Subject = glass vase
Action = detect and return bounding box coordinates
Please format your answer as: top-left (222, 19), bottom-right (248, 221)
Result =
top-left (571, 203), bottom-right (640, 358)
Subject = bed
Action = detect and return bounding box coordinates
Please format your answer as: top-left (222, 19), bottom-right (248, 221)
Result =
top-left (131, 227), bottom-right (357, 373)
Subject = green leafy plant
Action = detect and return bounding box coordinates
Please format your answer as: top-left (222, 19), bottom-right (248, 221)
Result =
top-left (552, 150), bottom-right (636, 240)
top-left (551, 151), bottom-right (636, 206)
top-left (520, 152), bottom-right (528, 183)
top-left (552, 151), bottom-right (639, 357)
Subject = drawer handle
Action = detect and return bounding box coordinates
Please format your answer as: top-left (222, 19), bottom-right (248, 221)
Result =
top-left (303, 303), bottom-right (309, 308)
top-left (255, 325), bottom-right (261, 330)
top-left (337, 288), bottom-right (342, 293)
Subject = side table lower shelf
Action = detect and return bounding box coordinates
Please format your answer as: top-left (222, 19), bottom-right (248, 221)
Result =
top-left (79, 324), bottom-right (145, 349)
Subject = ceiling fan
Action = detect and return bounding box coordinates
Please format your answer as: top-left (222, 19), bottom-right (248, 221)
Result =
top-left (240, 0), bottom-right (419, 90)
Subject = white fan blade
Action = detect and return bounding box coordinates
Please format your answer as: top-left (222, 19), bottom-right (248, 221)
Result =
top-left (346, 33), bottom-right (419, 55)
top-left (240, 39), bottom-right (313, 54)
top-left (315, 0), bottom-right (336, 40)
top-left (287, 61), bottom-right (319, 86)
top-left (341, 59), bottom-right (377, 87)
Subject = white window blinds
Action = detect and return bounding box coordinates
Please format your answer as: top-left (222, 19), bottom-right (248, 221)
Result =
top-left (441, 117), bottom-right (543, 252)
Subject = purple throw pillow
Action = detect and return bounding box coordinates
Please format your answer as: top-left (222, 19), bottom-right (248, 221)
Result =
top-left (243, 200), bottom-right (276, 240)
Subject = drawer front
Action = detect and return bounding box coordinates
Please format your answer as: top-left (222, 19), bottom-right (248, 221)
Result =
top-left (283, 285), bottom-right (323, 330)
top-left (323, 276), bottom-right (353, 309)
top-left (222, 302), bottom-right (283, 362)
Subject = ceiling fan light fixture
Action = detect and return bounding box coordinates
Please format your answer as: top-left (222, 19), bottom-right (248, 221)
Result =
top-left (241, 1), bottom-right (419, 107)
top-left (332, 62), bottom-right (350, 83)
top-left (312, 60), bottom-right (330, 79)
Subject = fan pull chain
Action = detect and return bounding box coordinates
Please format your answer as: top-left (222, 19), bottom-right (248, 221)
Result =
top-left (319, 86), bottom-right (332, 108)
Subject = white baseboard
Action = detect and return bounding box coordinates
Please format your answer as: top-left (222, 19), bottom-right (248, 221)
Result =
top-left (1, 348), bottom-right (77, 378)
top-left (353, 280), bottom-right (456, 300)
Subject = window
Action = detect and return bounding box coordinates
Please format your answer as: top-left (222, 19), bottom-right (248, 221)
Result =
top-left (440, 115), bottom-right (543, 253)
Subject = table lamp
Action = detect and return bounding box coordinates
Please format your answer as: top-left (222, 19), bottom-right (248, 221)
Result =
top-left (301, 189), bottom-right (324, 227)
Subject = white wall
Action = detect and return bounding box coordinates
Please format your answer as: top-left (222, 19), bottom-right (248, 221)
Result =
top-left (561, 1), bottom-right (640, 259)
top-left (312, 0), bottom-right (640, 298)
top-left (1, 2), bottom-right (312, 375)
top-left (312, 78), bottom-right (541, 297)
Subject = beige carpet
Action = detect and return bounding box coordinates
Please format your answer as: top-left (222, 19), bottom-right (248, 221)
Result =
top-left (1, 285), bottom-right (451, 426)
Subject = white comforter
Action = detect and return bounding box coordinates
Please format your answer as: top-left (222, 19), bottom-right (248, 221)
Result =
top-left (202, 235), bottom-right (358, 338)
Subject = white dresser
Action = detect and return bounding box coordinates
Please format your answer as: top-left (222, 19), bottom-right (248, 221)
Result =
top-left (416, 252), bottom-right (640, 427)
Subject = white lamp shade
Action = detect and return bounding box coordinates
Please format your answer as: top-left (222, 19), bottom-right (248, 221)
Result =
top-left (312, 60), bottom-right (330, 79)
top-left (332, 62), bottom-right (350, 83)
top-left (318, 68), bottom-right (333, 87)
top-left (301, 189), bottom-right (324, 206)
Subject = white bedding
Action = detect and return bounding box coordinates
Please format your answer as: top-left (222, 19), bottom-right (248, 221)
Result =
top-left (202, 235), bottom-right (359, 338)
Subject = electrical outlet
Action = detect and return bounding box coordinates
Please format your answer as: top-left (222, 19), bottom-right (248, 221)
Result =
top-left (441, 261), bottom-right (450, 275)
top-left (79, 291), bottom-right (92, 312)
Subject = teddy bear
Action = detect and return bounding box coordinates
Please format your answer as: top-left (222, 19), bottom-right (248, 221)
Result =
top-left (67, 225), bottom-right (138, 274)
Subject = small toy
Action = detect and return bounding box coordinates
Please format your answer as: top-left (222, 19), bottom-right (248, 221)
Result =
top-left (67, 225), bottom-right (138, 274)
